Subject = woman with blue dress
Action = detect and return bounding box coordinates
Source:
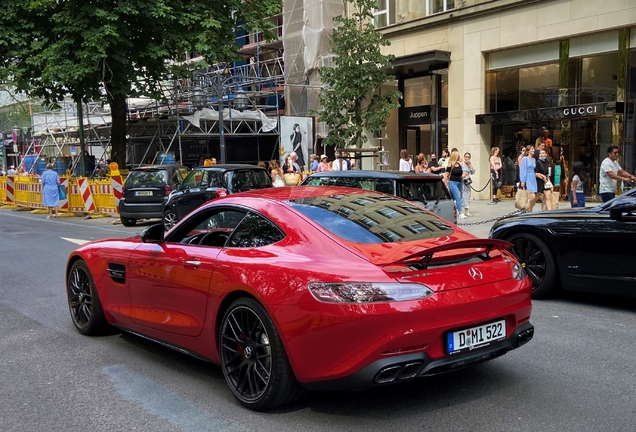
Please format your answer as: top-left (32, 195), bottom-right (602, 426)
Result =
top-left (42, 163), bottom-right (60, 219)
top-left (519, 145), bottom-right (538, 212)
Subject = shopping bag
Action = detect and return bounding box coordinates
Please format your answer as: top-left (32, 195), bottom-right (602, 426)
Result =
top-left (58, 185), bottom-right (67, 200)
top-left (515, 188), bottom-right (529, 210)
top-left (283, 173), bottom-right (300, 186)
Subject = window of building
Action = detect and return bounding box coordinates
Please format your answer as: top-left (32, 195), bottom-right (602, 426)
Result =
top-left (567, 52), bottom-right (618, 105)
top-left (373, 0), bottom-right (396, 28)
top-left (404, 76), bottom-right (432, 107)
top-left (429, 0), bottom-right (454, 15)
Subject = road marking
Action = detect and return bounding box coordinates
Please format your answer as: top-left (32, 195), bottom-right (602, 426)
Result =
top-left (60, 237), bottom-right (90, 246)
top-left (103, 365), bottom-right (247, 432)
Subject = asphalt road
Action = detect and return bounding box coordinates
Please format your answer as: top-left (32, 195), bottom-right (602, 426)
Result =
top-left (1, 209), bottom-right (635, 432)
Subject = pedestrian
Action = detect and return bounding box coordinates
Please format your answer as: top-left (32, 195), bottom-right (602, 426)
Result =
top-left (0, 165), bottom-right (5, 176)
top-left (309, 154), bottom-right (319, 172)
top-left (289, 152), bottom-right (301, 172)
top-left (316, 154), bottom-right (331, 172)
top-left (599, 145), bottom-right (635, 202)
top-left (535, 148), bottom-right (554, 211)
top-left (269, 160), bottom-right (285, 187)
top-left (210, 158), bottom-right (217, 165)
top-left (399, 149), bottom-right (413, 172)
top-left (444, 149), bottom-right (467, 219)
top-left (520, 145), bottom-right (538, 212)
top-left (461, 152), bottom-right (476, 216)
top-left (7, 165), bottom-right (17, 175)
top-left (489, 146), bottom-right (502, 204)
top-left (414, 153), bottom-right (429, 173)
top-left (42, 163), bottom-right (61, 219)
top-left (257, 161), bottom-right (267, 169)
top-left (331, 151), bottom-right (348, 171)
top-left (570, 161), bottom-right (587, 208)
top-left (438, 148), bottom-right (450, 170)
top-left (283, 155), bottom-right (298, 173)
top-left (196, 155), bottom-right (205, 167)
top-left (428, 153), bottom-right (444, 176)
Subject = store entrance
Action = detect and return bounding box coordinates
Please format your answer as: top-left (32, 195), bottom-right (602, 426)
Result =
top-left (569, 118), bottom-right (612, 196)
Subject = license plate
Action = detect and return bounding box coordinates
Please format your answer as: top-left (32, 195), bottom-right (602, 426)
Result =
top-left (135, 191), bottom-right (153, 196)
top-left (447, 320), bottom-right (506, 355)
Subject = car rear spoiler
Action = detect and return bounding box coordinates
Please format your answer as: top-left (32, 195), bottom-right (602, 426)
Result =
top-left (384, 239), bottom-right (513, 267)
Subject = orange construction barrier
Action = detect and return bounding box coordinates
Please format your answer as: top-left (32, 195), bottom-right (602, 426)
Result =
top-left (0, 176), bottom-right (6, 204)
top-left (90, 178), bottom-right (118, 214)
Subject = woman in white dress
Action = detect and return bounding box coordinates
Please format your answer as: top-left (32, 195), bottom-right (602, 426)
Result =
top-left (269, 160), bottom-right (285, 187)
top-left (398, 149), bottom-right (413, 172)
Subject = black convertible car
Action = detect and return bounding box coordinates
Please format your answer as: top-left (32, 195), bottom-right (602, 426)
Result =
top-left (489, 188), bottom-right (636, 299)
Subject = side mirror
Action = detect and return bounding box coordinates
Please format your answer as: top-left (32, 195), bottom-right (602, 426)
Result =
top-left (608, 197), bottom-right (636, 221)
top-left (141, 223), bottom-right (164, 243)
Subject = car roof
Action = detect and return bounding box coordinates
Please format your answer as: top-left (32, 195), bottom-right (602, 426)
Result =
top-left (230, 185), bottom-right (384, 203)
top-left (191, 164), bottom-right (266, 172)
top-left (131, 164), bottom-right (188, 172)
top-left (306, 170), bottom-right (442, 180)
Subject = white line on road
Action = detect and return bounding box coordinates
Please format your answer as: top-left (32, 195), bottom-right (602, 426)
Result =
top-left (60, 237), bottom-right (90, 246)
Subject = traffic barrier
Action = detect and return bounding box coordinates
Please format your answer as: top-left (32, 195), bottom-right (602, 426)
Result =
top-left (111, 175), bottom-right (124, 212)
top-left (27, 178), bottom-right (44, 209)
top-left (77, 177), bottom-right (96, 213)
top-left (14, 176), bottom-right (30, 207)
top-left (91, 179), bottom-right (118, 214)
top-left (0, 176), bottom-right (6, 203)
top-left (6, 176), bottom-right (15, 204)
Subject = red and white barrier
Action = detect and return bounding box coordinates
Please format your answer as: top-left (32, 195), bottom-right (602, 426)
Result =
top-left (77, 177), bottom-right (96, 213)
top-left (111, 175), bottom-right (123, 212)
top-left (6, 176), bottom-right (15, 204)
top-left (59, 177), bottom-right (69, 210)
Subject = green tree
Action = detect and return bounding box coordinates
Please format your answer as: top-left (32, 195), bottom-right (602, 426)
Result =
top-left (317, 0), bottom-right (401, 149)
top-left (0, 0), bottom-right (281, 166)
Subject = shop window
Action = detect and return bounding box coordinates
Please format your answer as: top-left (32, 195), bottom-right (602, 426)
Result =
top-left (404, 76), bottom-right (432, 107)
top-left (429, 0), bottom-right (455, 15)
top-left (486, 69), bottom-right (519, 112)
top-left (373, 0), bottom-right (396, 28)
top-left (519, 63), bottom-right (559, 110)
top-left (567, 53), bottom-right (618, 105)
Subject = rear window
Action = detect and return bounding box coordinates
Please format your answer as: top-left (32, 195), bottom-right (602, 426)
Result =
top-left (304, 176), bottom-right (394, 195)
top-left (125, 170), bottom-right (168, 188)
top-left (288, 193), bottom-right (453, 244)
top-left (226, 170), bottom-right (272, 192)
top-left (397, 179), bottom-right (449, 201)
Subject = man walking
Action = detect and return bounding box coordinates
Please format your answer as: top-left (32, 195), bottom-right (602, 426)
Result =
top-left (599, 146), bottom-right (636, 202)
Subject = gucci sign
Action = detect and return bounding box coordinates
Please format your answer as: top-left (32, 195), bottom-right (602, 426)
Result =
top-left (562, 105), bottom-right (598, 116)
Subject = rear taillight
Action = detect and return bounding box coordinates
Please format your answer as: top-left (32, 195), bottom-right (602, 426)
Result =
top-left (164, 184), bottom-right (172, 196)
top-left (215, 189), bottom-right (228, 198)
top-left (308, 282), bottom-right (433, 303)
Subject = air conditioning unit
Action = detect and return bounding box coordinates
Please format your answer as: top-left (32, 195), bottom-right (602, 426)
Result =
top-left (320, 55), bottom-right (337, 68)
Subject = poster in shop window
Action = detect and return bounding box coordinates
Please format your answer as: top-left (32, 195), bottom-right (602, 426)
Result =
top-left (280, 116), bottom-right (313, 171)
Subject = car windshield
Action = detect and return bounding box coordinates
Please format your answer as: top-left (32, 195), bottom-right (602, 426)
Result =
top-left (288, 193), bottom-right (453, 244)
top-left (125, 170), bottom-right (168, 188)
top-left (398, 180), bottom-right (448, 201)
top-left (226, 170), bottom-right (272, 192)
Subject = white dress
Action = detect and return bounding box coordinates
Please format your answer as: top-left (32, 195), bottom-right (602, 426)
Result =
top-left (272, 174), bottom-right (285, 187)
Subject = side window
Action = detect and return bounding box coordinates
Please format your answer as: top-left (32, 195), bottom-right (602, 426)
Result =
top-left (181, 169), bottom-right (206, 188)
top-left (226, 212), bottom-right (285, 248)
top-left (166, 208), bottom-right (246, 247)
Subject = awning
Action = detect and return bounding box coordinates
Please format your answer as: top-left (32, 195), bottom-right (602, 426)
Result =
top-left (387, 50), bottom-right (451, 77)
top-left (475, 102), bottom-right (624, 124)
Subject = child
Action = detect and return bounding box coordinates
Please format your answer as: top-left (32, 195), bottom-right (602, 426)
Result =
top-left (570, 161), bottom-right (586, 208)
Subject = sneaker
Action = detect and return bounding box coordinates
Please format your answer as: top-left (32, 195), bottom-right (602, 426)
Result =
top-left (494, 198), bottom-right (501, 203)
top-left (458, 213), bottom-right (467, 219)
top-left (465, 212), bottom-right (473, 216)
top-left (488, 200), bottom-right (497, 205)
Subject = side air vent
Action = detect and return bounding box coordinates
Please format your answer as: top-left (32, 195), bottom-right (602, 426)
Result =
top-left (108, 263), bottom-right (126, 284)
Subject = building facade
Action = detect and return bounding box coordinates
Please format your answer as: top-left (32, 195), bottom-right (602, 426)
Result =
top-left (375, 0), bottom-right (636, 198)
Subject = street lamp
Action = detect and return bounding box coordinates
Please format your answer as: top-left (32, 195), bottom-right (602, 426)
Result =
top-left (191, 86), bottom-right (207, 110)
top-left (233, 90), bottom-right (250, 112)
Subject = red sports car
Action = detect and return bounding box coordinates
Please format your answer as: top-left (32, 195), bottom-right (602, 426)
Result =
top-left (66, 187), bottom-right (534, 410)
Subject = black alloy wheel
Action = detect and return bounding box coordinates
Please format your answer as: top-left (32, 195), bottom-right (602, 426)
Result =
top-left (120, 217), bottom-right (136, 227)
top-left (67, 261), bottom-right (110, 335)
top-left (163, 210), bottom-right (178, 230)
top-left (219, 298), bottom-right (304, 410)
top-left (507, 233), bottom-right (557, 299)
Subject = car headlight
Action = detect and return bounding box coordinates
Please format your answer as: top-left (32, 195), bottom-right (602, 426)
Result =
top-left (308, 282), bottom-right (434, 303)
top-left (512, 262), bottom-right (526, 280)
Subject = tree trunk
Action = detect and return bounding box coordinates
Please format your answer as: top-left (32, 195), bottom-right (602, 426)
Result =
top-left (108, 91), bottom-right (127, 167)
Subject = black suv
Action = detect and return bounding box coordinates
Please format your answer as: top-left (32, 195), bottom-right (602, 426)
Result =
top-left (119, 165), bottom-right (190, 227)
top-left (301, 170), bottom-right (457, 224)
top-left (162, 164), bottom-right (273, 230)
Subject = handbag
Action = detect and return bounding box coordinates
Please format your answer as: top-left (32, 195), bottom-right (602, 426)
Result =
top-left (515, 188), bottom-right (529, 211)
top-left (543, 180), bottom-right (554, 189)
top-left (463, 177), bottom-right (473, 185)
top-left (58, 185), bottom-right (67, 200)
top-left (283, 173), bottom-right (300, 186)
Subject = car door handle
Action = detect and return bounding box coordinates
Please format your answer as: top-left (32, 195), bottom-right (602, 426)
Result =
top-left (183, 259), bottom-right (201, 269)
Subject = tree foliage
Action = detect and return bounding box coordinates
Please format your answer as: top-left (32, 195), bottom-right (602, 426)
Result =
top-left (0, 0), bottom-right (281, 165)
top-left (318, 0), bottom-right (401, 148)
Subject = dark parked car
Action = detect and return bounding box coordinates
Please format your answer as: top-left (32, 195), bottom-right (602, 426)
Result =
top-left (119, 165), bottom-right (190, 227)
top-left (301, 170), bottom-right (457, 224)
top-left (489, 188), bottom-right (636, 299)
top-left (162, 164), bottom-right (273, 229)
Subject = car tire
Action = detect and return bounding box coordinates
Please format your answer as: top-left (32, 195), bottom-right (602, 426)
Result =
top-left (67, 260), bottom-right (111, 335)
top-left (507, 233), bottom-right (557, 299)
top-left (120, 217), bottom-right (136, 227)
top-left (163, 210), bottom-right (178, 230)
top-left (219, 297), bottom-right (305, 411)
